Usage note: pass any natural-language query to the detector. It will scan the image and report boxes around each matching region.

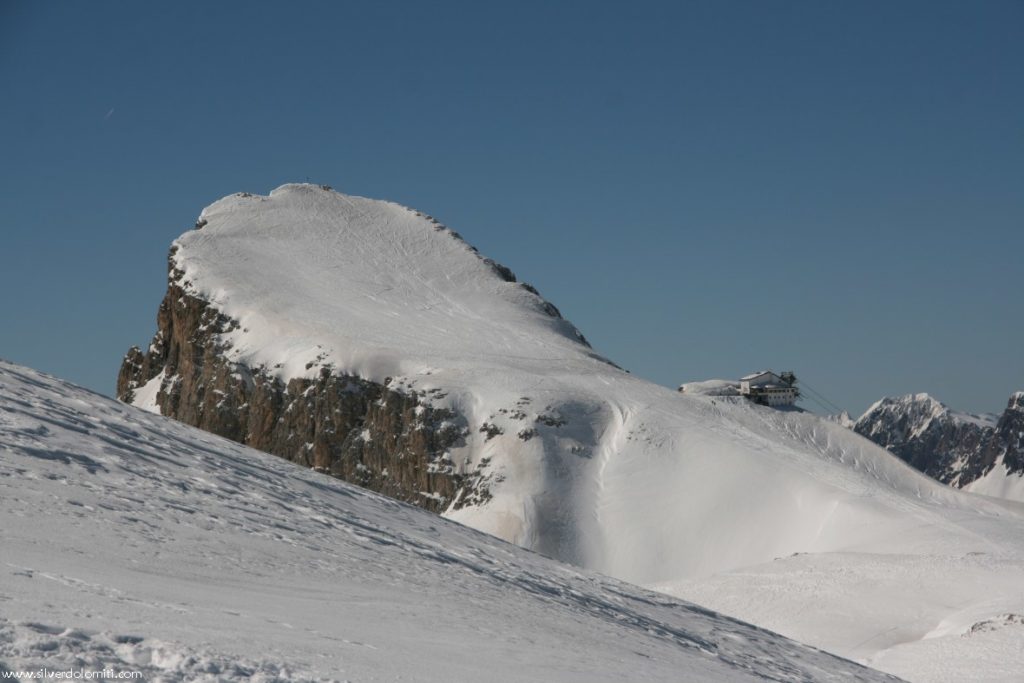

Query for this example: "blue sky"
[1,1,1021,416]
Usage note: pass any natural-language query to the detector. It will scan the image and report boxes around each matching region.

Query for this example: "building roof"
[740,370,780,382]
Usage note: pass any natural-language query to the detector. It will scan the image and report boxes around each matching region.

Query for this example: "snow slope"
[142,184,1024,681]
[965,463,1024,501]
[0,360,898,682]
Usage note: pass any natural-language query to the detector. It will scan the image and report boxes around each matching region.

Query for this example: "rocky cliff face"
[853,393,1023,490]
[983,392,1024,476]
[117,251,489,513]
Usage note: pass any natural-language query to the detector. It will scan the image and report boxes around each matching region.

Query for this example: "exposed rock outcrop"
[982,392,1024,476]
[118,254,478,513]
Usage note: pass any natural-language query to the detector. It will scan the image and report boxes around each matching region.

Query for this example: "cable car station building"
[739,370,799,407]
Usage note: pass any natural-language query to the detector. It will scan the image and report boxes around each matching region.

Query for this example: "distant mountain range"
[852,392,1024,501]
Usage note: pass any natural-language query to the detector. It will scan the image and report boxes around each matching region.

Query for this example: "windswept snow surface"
[151,184,1024,681]
[0,361,898,682]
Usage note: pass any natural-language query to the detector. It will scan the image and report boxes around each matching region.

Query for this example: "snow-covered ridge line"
[1,360,900,682]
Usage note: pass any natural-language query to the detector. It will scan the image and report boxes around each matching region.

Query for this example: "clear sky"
[1,1,1021,416]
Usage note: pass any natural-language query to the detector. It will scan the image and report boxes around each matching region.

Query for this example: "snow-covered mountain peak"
[858,394,948,441]
[869,392,942,411]
[853,390,1021,505]
[859,393,1000,438]
[177,183,595,384]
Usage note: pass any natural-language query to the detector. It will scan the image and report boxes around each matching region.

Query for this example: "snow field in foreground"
[0,361,898,682]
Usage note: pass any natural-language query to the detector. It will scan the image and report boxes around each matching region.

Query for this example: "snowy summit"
[177,183,599,381]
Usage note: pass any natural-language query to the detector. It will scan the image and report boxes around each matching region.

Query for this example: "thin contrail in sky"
[104,108,115,120]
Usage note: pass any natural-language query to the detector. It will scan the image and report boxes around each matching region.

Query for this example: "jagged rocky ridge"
[854,392,1024,493]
